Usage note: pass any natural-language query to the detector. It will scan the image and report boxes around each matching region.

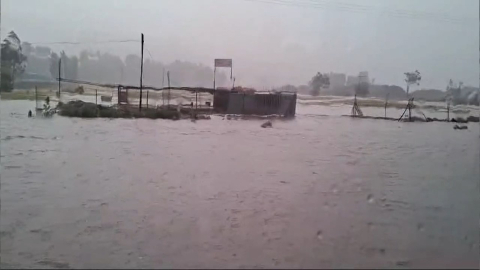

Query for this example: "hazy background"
[2,0,479,89]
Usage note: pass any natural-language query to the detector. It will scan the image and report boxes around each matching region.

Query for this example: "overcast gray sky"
[2,0,479,89]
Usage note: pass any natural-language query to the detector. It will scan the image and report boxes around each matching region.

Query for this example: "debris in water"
[367,222,374,230]
[367,194,375,204]
[261,120,273,128]
[417,223,425,232]
[316,230,323,240]
[280,181,287,184]
[36,259,70,269]
[453,124,468,130]
[323,201,329,210]
[396,260,411,267]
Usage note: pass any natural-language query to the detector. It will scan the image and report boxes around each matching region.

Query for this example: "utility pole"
[162,68,165,105]
[58,59,61,98]
[213,66,216,90]
[139,33,144,111]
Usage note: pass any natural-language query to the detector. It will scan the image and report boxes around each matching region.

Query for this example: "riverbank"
[0,89,52,100]
[343,115,480,123]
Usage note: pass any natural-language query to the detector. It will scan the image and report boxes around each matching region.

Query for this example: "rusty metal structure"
[213,89,296,117]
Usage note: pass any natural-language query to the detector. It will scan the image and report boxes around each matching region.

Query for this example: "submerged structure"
[213,88,297,117]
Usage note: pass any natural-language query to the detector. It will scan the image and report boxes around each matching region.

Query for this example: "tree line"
[1,31,227,92]
[304,71,421,97]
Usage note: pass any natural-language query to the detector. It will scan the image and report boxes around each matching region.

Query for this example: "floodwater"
[1,100,479,269]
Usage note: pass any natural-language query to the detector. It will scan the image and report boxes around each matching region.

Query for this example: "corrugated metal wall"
[222,93,296,116]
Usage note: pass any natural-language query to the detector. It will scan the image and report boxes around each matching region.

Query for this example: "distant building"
[213,89,297,116]
[346,72,369,86]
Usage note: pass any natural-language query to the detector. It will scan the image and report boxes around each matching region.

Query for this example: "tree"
[68,56,78,80]
[309,72,330,96]
[1,31,27,91]
[60,51,69,79]
[60,51,78,80]
[49,52,59,79]
[404,70,421,96]
[446,79,464,104]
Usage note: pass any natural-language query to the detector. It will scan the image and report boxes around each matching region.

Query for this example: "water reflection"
[1,100,479,268]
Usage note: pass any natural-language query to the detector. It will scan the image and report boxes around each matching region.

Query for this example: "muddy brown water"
[1,100,479,268]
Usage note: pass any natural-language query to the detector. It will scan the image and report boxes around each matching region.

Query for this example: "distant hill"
[411,89,446,102]
[369,85,406,100]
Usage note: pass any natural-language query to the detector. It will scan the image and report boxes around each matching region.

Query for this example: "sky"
[2,0,479,90]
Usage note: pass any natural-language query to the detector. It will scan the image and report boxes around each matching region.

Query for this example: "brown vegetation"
[57,100,181,119]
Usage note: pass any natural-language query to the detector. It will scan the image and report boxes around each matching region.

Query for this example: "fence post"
[384,94,389,119]
[35,86,38,109]
[139,33,144,111]
[95,89,98,105]
[242,93,245,114]
[447,102,450,121]
[408,98,413,122]
[146,90,149,108]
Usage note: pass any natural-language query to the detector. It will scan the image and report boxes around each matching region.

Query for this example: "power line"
[28,39,139,45]
[242,0,477,25]
[144,46,154,59]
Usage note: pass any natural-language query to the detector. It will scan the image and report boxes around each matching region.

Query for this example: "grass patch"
[1,89,55,100]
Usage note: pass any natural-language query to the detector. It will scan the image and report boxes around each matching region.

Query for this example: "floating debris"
[261,120,273,128]
[396,260,411,267]
[453,125,468,130]
[316,230,323,240]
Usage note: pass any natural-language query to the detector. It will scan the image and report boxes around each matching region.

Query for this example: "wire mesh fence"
[31,82,216,113]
